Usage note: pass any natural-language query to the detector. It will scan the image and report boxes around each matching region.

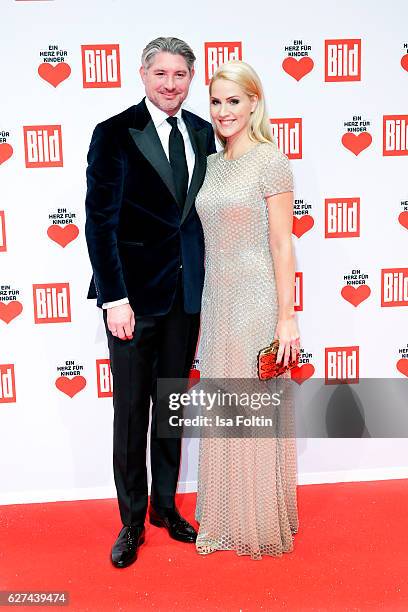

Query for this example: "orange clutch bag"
[257,339,299,380]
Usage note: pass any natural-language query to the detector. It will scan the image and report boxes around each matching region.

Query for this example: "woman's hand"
[274,316,300,366]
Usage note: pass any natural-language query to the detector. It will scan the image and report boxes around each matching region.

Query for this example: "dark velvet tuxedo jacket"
[85,98,216,315]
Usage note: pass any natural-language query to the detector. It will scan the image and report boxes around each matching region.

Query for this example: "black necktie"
[166,116,189,207]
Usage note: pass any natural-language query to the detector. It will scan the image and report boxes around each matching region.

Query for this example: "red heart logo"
[341,132,372,156]
[38,62,71,87]
[396,359,408,377]
[398,211,408,230]
[47,224,79,247]
[0,143,13,165]
[282,56,314,81]
[292,214,314,238]
[188,368,200,390]
[341,284,371,306]
[291,363,315,384]
[0,300,23,324]
[55,375,87,398]
[401,55,408,72]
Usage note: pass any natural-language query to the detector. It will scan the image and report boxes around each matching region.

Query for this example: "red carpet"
[1,480,408,611]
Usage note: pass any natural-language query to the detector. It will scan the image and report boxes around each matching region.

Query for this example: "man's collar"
[144,96,183,128]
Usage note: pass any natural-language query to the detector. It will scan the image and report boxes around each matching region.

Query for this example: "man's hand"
[107,304,135,340]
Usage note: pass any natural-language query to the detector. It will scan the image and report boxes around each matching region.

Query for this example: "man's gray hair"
[141,37,196,73]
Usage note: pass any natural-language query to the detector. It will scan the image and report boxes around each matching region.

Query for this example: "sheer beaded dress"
[194,142,299,560]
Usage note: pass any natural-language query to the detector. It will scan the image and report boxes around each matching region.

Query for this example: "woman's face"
[210,78,257,141]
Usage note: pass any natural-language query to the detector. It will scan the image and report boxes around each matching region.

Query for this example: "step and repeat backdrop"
[1,0,408,504]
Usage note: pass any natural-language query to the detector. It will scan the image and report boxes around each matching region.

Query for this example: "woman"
[194,61,300,559]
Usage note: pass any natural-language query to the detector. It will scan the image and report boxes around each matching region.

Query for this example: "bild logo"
[96,359,113,398]
[383,115,408,156]
[325,346,359,384]
[325,198,360,238]
[381,268,408,307]
[204,42,242,85]
[81,44,121,88]
[0,364,16,403]
[270,118,302,159]
[24,125,63,168]
[325,39,361,82]
[33,283,71,323]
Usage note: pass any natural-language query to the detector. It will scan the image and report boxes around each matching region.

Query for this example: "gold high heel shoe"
[196,537,218,555]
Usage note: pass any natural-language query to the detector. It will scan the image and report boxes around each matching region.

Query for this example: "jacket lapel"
[128,100,208,220]
[181,117,208,224]
[128,121,179,205]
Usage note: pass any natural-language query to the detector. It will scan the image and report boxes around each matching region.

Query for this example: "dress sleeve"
[260,149,294,198]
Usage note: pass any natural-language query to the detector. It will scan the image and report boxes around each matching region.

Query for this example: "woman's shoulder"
[257,142,293,196]
[206,150,222,165]
[256,141,289,162]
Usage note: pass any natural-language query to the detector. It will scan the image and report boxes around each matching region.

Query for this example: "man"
[85,37,216,568]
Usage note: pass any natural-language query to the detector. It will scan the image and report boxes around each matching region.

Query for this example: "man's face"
[140,52,194,116]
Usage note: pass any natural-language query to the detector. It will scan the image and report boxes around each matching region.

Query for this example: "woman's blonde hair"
[209,60,274,147]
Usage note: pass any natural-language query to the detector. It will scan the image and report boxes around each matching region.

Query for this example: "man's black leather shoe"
[111,525,145,568]
[149,507,197,543]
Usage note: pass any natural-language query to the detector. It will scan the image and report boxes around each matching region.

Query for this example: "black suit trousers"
[104,274,200,527]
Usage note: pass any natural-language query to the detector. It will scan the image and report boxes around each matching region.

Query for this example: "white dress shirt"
[102,97,196,309]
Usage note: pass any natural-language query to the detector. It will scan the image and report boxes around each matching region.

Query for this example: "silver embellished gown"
[194,142,299,560]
